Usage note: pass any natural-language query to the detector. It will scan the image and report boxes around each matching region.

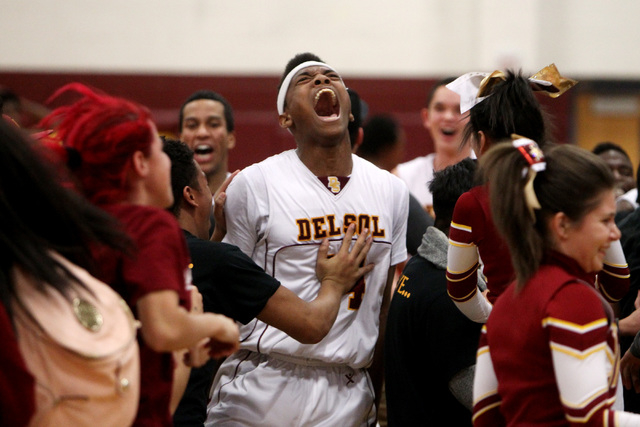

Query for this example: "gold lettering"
[371,215,385,238]
[326,215,341,237]
[296,219,311,241]
[396,275,411,298]
[311,217,327,239]
[343,214,357,234]
[297,213,384,240]
[358,214,370,233]
[327,176,341,193]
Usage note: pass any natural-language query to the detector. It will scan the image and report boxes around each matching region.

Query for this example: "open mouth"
[441,128,456,136]
[194,145,214,155]
[314,88,340,118]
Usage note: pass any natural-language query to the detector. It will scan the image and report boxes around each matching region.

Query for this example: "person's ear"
[477,131,487,155]
[279,113,293,129]
[226,132,236,150]
[420,107,430,130]
[550,212,571,240]
[131,151,149,178]
[182,186,198,208]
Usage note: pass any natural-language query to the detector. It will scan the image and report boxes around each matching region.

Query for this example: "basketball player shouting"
[205,53,409,427]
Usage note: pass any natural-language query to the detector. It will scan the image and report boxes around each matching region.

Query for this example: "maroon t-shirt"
[95,204,191,427]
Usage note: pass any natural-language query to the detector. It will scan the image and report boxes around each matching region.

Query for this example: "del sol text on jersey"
[296,213,385,242]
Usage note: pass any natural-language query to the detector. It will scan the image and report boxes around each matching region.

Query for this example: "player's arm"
[136,290,239,353]
[548,283,640,425]
[171,348,190,414]
[596,239,630,302]
[446,192,493,323]
[367,266,395,420]
[472,327,506,426]
[257,223,374,344]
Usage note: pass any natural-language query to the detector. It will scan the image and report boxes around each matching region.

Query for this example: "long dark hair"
[481,142,614,288]
[0,119,130,319]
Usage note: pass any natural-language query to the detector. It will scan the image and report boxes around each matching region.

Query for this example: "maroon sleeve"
[447,190,483,302]
[597,263,630,302]
[122,208,192,310]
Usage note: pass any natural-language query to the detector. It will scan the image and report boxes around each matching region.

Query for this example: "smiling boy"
[179,90,236,196]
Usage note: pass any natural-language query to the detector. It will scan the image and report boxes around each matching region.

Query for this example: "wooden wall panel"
[575,94,640,172]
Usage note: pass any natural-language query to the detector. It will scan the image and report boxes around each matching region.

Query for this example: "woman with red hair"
[40,84,240,427]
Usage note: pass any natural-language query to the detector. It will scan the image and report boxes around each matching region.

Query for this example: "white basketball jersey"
[223,150,408,369]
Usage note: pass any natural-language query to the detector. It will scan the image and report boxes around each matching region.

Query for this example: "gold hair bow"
[448,64,578,114]
[478,64,577,98]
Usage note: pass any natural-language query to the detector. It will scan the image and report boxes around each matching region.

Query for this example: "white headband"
[276,61,341,115]
[446,72,551,114]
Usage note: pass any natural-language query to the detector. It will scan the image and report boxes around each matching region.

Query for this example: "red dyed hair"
[39,83,154,205]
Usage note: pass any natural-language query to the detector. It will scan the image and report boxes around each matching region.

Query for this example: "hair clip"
[511,134,546,173]
[511,135,545,221]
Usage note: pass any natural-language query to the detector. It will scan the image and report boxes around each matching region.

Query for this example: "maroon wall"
[0,71,573,171]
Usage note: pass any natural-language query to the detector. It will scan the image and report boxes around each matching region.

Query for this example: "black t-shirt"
[173,231,280,427]
[384,253,482,427]
[183,231,279,323]
[406,193,434,256]
[617,208,640,414]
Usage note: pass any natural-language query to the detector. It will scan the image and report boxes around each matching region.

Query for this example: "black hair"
[482,142,614,288]
[463,70,549,149]
[0,89,19,113]
[348,88,363,147]
[592,141,631,160]
[429,158,477,232]
[162,136,200,217]
[179,90,235,133]
[278,52,324,91]
[0,119,131,319]
[358,114,400,157]
[277,53,325,115]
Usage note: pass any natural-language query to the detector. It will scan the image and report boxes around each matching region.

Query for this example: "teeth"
[314,88,337,107]
[194,145,213,154]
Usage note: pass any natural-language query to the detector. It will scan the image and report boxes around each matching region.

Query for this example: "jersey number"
[328,252,366,311]
[348,274,366,310]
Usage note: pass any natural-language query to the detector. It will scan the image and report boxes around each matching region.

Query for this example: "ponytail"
[481,138,545,288]
[462,70,549,150]
[481,138,615,289]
